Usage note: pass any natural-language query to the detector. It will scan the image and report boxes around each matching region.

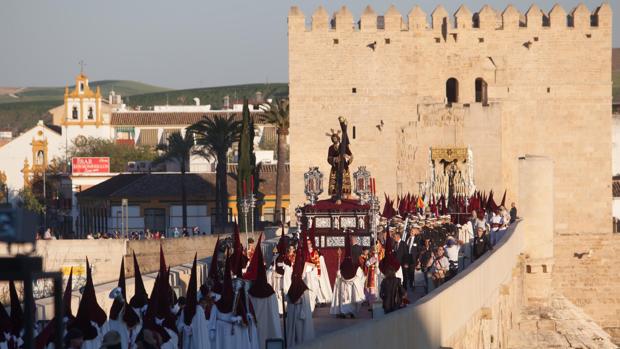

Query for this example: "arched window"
[36,150,44,165]
[446,78,459,105]
[87,107,94,119]
[475,78,488,105]
[72,106,78,119]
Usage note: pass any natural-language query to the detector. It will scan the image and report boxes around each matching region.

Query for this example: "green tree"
[154,132,201,229]
[236,99,256,232]
[69,137,156,172]
[189,115,241,230]
[261,99,289,223]
[17,187,44,214]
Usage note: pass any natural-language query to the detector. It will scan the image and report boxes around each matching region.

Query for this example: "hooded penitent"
[143,246,174,342]
[129,252,148,309]
[339,232,358,280]
[208,236,223,293]
[230,223,249,277]
[244,234,275,298]
[0,299,10,344]
[287,245,308,304]
[216,251,235,314]
[35,268,76,349]
[123,252,146,328]
[9,280,23,338]
[72,258,107,340]
[379,231,401,275]
[183,254,198,326]
[109,260,126,321]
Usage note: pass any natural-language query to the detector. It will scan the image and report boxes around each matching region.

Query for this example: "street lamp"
[353,166,371,204]
[304,167,323,206]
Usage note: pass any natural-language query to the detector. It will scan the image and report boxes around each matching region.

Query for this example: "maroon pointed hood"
[109,260,126,320]
[0,299,11,337]
[208,236,222,293]
[63,267,75,319]
[339,232,358,280]
[230,223,248,277]
[183,254,198,326]
[287,245,308,304]
[129,252,148,309]
[379,230,401,274]
[500,189,507,208]
[72,258,107,339]
[35,268,76,349]
[9,280,23,337]
[159,244,167,272]
[246,234,275,298]
[216,251,234,313]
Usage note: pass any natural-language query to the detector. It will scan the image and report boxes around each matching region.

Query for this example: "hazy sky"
[1,1,617,89]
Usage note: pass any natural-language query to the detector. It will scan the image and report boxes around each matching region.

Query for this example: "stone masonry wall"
[288,3,615,332]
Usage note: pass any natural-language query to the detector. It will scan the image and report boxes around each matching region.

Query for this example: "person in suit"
[392,232,410,289]
[350,235,363,263]
[472,226,493,260]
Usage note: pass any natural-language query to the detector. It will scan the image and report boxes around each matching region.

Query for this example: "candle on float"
[243,180,247,196]
[250,175,254,193]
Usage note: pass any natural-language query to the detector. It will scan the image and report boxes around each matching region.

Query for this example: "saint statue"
[327,116,353,203]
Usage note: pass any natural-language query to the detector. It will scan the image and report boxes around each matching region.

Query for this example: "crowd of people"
[36,227,209,241]
[7,191,517,349]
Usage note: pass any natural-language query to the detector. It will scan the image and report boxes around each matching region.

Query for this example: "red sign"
[72,157,110,174]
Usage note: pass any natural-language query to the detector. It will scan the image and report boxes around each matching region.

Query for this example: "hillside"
[125,83,289,109]
[0,82,289,133]
[0,80,169,104]
[0,80,170,132]
[0,100,58,131]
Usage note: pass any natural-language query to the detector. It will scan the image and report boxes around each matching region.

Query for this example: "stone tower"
[288,3,618,335]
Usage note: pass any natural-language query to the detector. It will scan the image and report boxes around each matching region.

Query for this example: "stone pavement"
[309,283,428,337]
[507,295,618,349]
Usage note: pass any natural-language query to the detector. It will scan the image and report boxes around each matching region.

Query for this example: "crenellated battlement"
[288,3,612,32]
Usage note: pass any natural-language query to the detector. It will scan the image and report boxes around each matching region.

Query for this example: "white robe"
[302,263,319,313]
[178,307,211,349]
[329,268,366,316]
[267,263,291,315]
[317,256,333,304]
[249,294,283,349]
[103,317,141,349]
[209,307,259,349]
[285,292,315,348]
[80,321,104,349]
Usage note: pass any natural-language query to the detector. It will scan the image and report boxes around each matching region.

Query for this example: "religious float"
[298,117,380,286]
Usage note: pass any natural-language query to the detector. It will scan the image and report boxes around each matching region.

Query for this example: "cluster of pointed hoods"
[382,190,507,220]
[0,280,25,344]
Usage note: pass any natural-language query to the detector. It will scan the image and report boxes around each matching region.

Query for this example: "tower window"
[36,150,45,165]
[72,106,78,119]
[385,38,390,44]
[475,78,488,105]
[352,126,356,139]
[87,107,94,119]
[446,78,459,105]
[80,82,84,92]
[352,87,357,94]
[333,38,339,45]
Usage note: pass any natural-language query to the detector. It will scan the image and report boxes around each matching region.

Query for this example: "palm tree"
[189,115,241,230]
[154,132,197,230]
[262,99,289,223]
